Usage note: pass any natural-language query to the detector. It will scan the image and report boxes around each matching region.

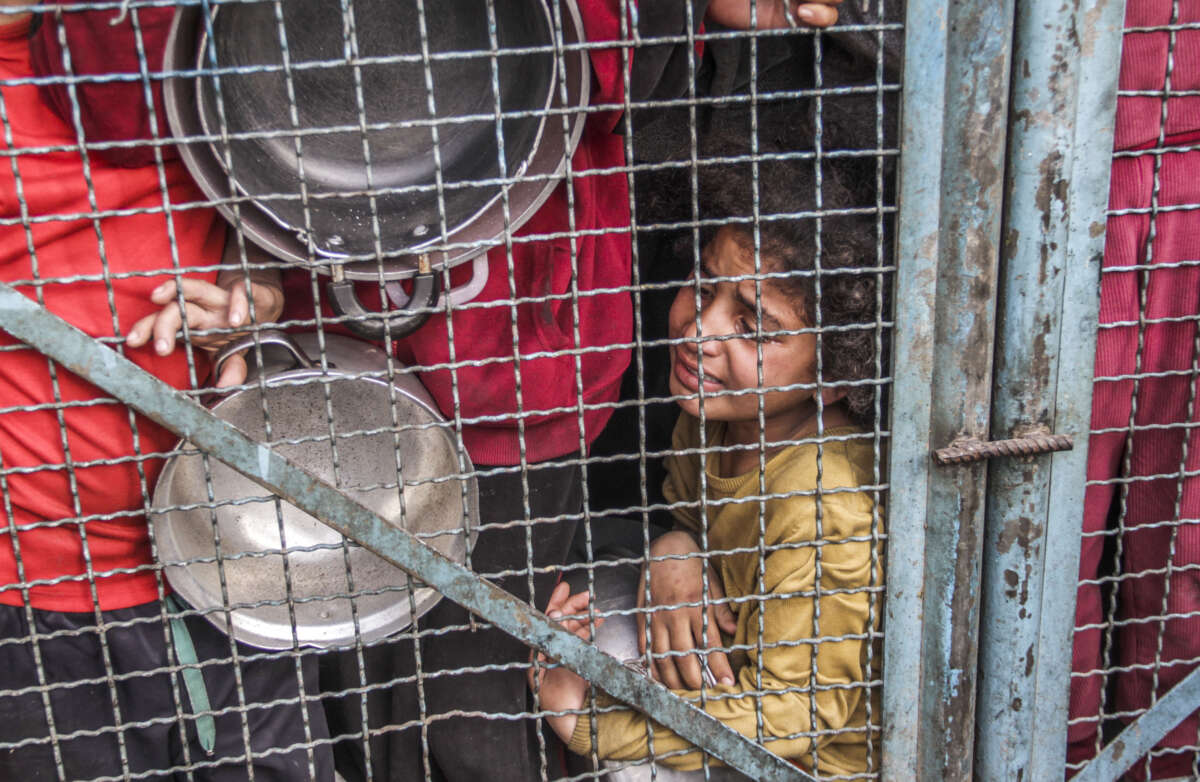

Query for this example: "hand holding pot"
[528,582,604,744]
[126,239,284,388]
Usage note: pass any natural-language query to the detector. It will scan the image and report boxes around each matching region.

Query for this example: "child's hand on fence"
[637,530,737,690]
[126,269,283,388]
[528,582,604,743]
[706,0,842,30]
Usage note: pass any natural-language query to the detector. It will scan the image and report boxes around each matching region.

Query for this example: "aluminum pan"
[194,0,556,260]
[151,334,478,649]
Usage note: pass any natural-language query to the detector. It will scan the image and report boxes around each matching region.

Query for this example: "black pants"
[0,601,334,781]
[320,459,582,782]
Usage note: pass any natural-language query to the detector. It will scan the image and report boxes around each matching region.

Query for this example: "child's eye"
[741,318,777,343]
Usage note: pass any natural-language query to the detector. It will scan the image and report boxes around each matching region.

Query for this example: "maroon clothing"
[1071,0,1200,775]
[30,6,177,167]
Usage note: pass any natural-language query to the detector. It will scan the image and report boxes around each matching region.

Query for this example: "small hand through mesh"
[637,530,738,690]
[528,581,605,744]
[125,239,283,388]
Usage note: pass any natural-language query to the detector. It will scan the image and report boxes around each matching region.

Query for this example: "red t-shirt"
[282,0,635,466]
[0,17,225,612]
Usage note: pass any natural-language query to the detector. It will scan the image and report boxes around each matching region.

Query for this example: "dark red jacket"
[29,5,176,167]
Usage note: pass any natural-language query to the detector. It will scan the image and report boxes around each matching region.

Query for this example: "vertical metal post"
[884,0,1015,778]
[973,0,1125,777]
[879,0,942,773]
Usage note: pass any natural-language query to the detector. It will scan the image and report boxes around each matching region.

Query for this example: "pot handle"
[212,328,314,378]
[328,254,441,341]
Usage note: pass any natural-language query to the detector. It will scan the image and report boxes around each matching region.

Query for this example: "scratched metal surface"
[884,0,1015,776]
[878,0,939,774]
[973,0,1124,778]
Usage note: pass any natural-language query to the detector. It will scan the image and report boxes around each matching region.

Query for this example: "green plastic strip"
[166,594,216,754]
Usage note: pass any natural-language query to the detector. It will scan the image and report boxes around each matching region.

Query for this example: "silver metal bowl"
[151,332,478,649]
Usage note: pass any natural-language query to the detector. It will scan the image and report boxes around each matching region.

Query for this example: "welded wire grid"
[1068,2,1200,779]
[0,0,897,779]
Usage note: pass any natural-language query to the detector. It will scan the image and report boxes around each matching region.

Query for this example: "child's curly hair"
[691,142,890,424]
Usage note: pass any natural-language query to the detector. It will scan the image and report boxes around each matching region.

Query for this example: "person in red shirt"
[0,5,331,779]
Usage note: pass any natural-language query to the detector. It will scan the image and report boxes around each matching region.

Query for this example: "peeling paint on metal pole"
[882,0,944,774]
[887,0,1015,776]
[1030,0,1123,779]
[973,0,1122,777]
[890,0,1016,776]
[975,0,1087,775]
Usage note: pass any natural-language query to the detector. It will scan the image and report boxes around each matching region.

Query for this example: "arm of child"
[125,234,284,388]
[559,408,879,770]
[571,490,881,773]
[705,0,844,30]
[636,530,738,690]
[528,582,606,745]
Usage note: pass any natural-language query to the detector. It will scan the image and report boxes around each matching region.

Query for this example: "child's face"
[667,226,826,443]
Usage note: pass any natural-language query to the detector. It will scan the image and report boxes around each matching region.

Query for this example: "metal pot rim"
[164,0,590,280]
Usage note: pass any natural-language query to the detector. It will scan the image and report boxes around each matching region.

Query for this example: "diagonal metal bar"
[1071,664,1200,782]
[0,281,810,782]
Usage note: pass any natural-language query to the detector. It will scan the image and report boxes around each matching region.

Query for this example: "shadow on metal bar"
[0,281,812,782]
[1070,665,1200,782]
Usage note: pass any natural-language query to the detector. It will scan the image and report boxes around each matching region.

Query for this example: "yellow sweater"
[568,414,884,777]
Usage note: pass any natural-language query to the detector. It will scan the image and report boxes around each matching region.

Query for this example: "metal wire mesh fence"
[1068,0,1200,778]
[0,0,899,780]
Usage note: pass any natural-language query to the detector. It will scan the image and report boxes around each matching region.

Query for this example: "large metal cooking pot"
[566,561,751,781]
[151,331,479,649]
[164,0,590,339]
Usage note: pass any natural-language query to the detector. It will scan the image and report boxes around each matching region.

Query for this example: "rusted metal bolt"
[932,433,1073,466]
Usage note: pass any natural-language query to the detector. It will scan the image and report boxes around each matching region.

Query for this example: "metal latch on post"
[932,432,1073,465]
